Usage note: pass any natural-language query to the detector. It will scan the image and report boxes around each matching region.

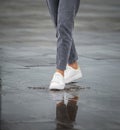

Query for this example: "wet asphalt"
[0,0,120,130]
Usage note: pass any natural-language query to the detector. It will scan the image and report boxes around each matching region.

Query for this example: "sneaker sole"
[49,85,65,90]
[65,73,82,84]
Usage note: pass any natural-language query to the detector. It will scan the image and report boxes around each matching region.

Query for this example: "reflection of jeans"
[56,98,78,129]
[46,0,80,70]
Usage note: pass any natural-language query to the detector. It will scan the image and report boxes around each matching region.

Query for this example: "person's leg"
[46,0,64,76]
[68,0,80,69]
[46,0,58,27]
[47,0,65,90]
[58,0,82,84]
[56,0,80,71]
[68,40,79,70]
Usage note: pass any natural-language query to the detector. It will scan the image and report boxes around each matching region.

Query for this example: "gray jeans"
[46,0,80,70]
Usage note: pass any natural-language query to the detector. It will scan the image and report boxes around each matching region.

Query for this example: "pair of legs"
[46,0,80,76]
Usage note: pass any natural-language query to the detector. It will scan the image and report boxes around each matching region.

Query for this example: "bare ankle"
[68,61,79,70]
[56,69,64,76]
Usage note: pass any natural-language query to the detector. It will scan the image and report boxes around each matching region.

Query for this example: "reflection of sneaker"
[64,65,82,84]
[64,91,80,105]
[49,91,64,102]
[49,72,65,90]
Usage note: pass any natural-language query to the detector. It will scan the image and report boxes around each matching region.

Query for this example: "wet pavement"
[0,0,120,130]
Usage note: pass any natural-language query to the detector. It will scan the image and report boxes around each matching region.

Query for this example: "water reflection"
[50,89,80,130]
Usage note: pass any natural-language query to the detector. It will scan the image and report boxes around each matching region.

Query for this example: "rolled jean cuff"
[56,65,66,71]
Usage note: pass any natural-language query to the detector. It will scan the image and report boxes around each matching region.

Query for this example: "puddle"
[49,89,82,130]
[2,83,120,130]
[28,86,47,90]
[27,83,90,91]
[27,84,89,129]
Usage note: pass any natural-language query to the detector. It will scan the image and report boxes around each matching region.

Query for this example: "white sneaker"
[49,72,65,90]
[64,65,82,84]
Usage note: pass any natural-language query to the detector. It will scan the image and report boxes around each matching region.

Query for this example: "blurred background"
[0,0,120,45]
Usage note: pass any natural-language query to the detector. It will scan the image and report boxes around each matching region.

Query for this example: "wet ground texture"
[0,0,120,130]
